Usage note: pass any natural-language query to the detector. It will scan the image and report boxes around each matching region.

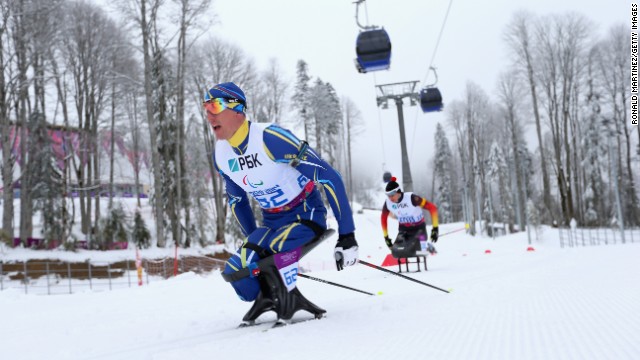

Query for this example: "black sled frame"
[221,229,335,323]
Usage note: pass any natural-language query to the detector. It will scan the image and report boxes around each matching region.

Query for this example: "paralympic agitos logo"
[242,175,263,188]
[228,153,262,172]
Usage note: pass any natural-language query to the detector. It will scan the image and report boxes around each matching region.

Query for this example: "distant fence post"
[23,262,28,294]
[126,259,131,288]
[46,262,51,295]
[567,228,573,247]
[162,260,167,279]
[67,263,72,294]
[88,261,93,290]
[107,263,112,291]
[145,259,149,285]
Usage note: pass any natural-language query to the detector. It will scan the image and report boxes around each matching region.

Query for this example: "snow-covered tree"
[132,210,151,249]
[28,113,65,246]
[487,141,514,226]
[322,82,342,166]
[581,72,604,226]
[433,123,453,223]
[291,60,312,140]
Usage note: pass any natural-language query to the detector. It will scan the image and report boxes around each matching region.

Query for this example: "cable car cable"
[409,0,454,159]
[361,1,388,175]
[373,71,387,174]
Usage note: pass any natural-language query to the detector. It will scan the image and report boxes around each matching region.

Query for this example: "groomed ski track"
[1,210,639,360]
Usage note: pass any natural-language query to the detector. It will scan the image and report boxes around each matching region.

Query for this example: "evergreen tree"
[98,203,129,250]
[322,82,342,166]
[152,48,181,247]
[581,95,604,226]
[291,60,312,140]
[27,113,65,246]
[309,78,329,156]
[433,123,453,223]
[487,141,515,226]
[526,199,542,241]
[132,210,151,249]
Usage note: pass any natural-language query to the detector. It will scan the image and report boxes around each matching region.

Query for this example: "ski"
[235,315,325,332]
[264,315,325,331]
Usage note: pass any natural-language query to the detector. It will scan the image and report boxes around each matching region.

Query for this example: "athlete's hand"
[335,233,359,271]
[430,227,439,243]
[384,236,393,249]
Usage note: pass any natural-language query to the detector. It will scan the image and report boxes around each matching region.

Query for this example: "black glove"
[430,227,439,243]
[384,236,393,249]
[334,232,359,271]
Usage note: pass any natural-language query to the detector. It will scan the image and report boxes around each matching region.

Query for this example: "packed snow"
[1,209,639,360]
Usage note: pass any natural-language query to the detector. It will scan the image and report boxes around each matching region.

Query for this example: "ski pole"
[298,273,375,296]
[437,223,470,238]
[357,260,450,294]
[439,226,468,238]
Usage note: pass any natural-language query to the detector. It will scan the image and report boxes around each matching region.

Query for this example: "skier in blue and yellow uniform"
[204,82,359,302]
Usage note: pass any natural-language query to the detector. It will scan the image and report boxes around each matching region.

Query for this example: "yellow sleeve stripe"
[322,184,341,216]
[265,128,298,148]
[263,143,275,161]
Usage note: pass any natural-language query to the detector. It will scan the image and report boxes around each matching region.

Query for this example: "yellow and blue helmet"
[203,82,247,113]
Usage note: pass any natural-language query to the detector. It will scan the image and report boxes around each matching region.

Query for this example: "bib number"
[274,247,302,292]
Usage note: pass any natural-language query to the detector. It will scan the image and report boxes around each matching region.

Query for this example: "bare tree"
[464,82,493,234]
[340,96,364,204]
[260,58,288,124]
[595,24,638,225]
[0,0,16,237]
[11,0,63,242]
[59,1,120,239]
[504,11,554,220]
[447,99,476,234]
[116,0,167,246]
[171,0,211,247]
[187,37,259,243]
[123,82,146,209]
[534,13,592,224]
[496,70,528,229]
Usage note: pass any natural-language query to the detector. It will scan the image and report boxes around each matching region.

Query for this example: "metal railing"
[0,256,227,295]
[558,226,639,248]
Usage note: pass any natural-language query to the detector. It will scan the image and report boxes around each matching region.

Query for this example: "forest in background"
[0,1,637,249]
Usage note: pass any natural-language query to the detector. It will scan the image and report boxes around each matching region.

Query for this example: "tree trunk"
[0,19,15,237]
[140,0,165,247]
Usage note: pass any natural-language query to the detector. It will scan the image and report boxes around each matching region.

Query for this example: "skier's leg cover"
[223,191,327,301]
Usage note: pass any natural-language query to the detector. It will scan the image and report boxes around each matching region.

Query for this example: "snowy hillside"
[1,210,639,360]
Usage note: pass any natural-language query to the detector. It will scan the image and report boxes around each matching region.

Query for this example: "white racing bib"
[385,192,425,225]
[215,123,310,210]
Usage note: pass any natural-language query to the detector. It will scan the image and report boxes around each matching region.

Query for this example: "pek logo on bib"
[228,153,262,172]
[274,247,301,292]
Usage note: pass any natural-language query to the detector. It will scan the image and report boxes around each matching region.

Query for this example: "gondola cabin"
[419,87,443,113]
[355,28,391,73]
[383,171,392,183]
